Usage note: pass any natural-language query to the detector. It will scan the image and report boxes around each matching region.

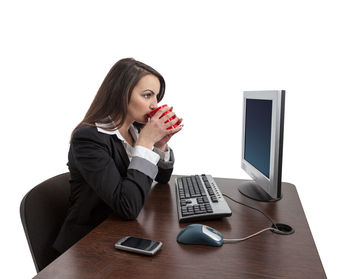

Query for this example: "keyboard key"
[197,197,204,204]
[207,188,214,196]
[182,211,192,216]
[180,200,187,206]
[205,203,212,209]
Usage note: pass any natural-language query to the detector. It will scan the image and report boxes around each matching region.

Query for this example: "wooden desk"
[34,176,326,279]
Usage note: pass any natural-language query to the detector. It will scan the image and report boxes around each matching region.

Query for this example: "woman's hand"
[136,106,183,150]
[154,118,183,151]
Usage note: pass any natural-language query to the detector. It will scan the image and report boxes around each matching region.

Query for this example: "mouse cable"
[223,227,280,243]
[222,193,278,229]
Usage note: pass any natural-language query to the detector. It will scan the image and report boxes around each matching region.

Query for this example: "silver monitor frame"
[240,90,285,201]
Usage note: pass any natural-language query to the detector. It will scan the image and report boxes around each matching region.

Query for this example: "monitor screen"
[240,90,285,202]
[244,99,272,178]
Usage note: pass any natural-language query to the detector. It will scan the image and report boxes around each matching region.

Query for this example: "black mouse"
[177,224,223,247]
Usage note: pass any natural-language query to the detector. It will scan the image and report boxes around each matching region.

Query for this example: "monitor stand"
[238,181,281,202]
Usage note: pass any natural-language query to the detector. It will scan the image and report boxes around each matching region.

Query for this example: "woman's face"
[127,74,161,124]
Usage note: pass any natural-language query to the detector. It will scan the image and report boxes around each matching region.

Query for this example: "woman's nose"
[150,101,158,110]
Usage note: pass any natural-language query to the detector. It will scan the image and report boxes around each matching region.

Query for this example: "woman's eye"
[143,93,152,98]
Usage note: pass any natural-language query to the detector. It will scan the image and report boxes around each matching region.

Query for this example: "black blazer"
[53,125,173,253]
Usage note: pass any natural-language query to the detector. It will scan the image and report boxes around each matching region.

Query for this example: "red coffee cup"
[148,104,181,130]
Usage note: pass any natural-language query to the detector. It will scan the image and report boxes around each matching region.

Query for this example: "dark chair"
[20,173,71,272]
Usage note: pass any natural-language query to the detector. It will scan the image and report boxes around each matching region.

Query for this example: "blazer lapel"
[112,136,130,175]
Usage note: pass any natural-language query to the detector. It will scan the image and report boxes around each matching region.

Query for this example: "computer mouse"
[176,224,223,247]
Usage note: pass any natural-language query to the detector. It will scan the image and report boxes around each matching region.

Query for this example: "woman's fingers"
[153,106,170,119]
[166,118,183,132]
[169,122,184,134]
[164,116,180,129]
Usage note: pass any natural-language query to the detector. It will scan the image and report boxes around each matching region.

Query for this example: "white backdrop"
[1,1,349,278]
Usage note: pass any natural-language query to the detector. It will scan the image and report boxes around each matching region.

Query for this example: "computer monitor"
[239,90,285,202]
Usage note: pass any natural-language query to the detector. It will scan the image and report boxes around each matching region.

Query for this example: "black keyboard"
[175,174,232,222]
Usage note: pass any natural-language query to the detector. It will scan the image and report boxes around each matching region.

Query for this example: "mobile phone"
[114,236,163,256]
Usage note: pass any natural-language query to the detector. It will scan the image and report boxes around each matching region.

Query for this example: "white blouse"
[96,123,171,166]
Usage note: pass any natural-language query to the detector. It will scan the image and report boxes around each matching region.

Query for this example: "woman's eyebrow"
[143,89,158,95]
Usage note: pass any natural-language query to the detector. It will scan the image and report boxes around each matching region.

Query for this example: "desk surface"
[34,176,326,279]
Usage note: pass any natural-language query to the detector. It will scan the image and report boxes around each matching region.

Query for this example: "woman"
[54,58,183,253]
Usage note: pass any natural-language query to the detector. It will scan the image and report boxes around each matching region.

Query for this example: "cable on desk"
[223,227,280,243]
[222,193,278,229]
[222,193,295,236]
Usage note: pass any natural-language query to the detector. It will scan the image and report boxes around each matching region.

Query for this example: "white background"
[1,1,349,278]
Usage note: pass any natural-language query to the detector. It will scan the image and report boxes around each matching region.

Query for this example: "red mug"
[148,104,181,130]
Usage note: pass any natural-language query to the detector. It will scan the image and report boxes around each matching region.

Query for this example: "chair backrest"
[20,173,70,272]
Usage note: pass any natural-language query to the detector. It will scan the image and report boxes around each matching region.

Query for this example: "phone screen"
[120,237,160,251]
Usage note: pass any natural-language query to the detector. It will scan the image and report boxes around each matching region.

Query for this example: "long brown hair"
[72,58,166,138]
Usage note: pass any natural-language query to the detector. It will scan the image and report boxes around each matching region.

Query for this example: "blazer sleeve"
[155,148,174,184]
[70,127,153,220]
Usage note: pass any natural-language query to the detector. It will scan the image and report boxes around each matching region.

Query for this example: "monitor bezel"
[241,90,285,200]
